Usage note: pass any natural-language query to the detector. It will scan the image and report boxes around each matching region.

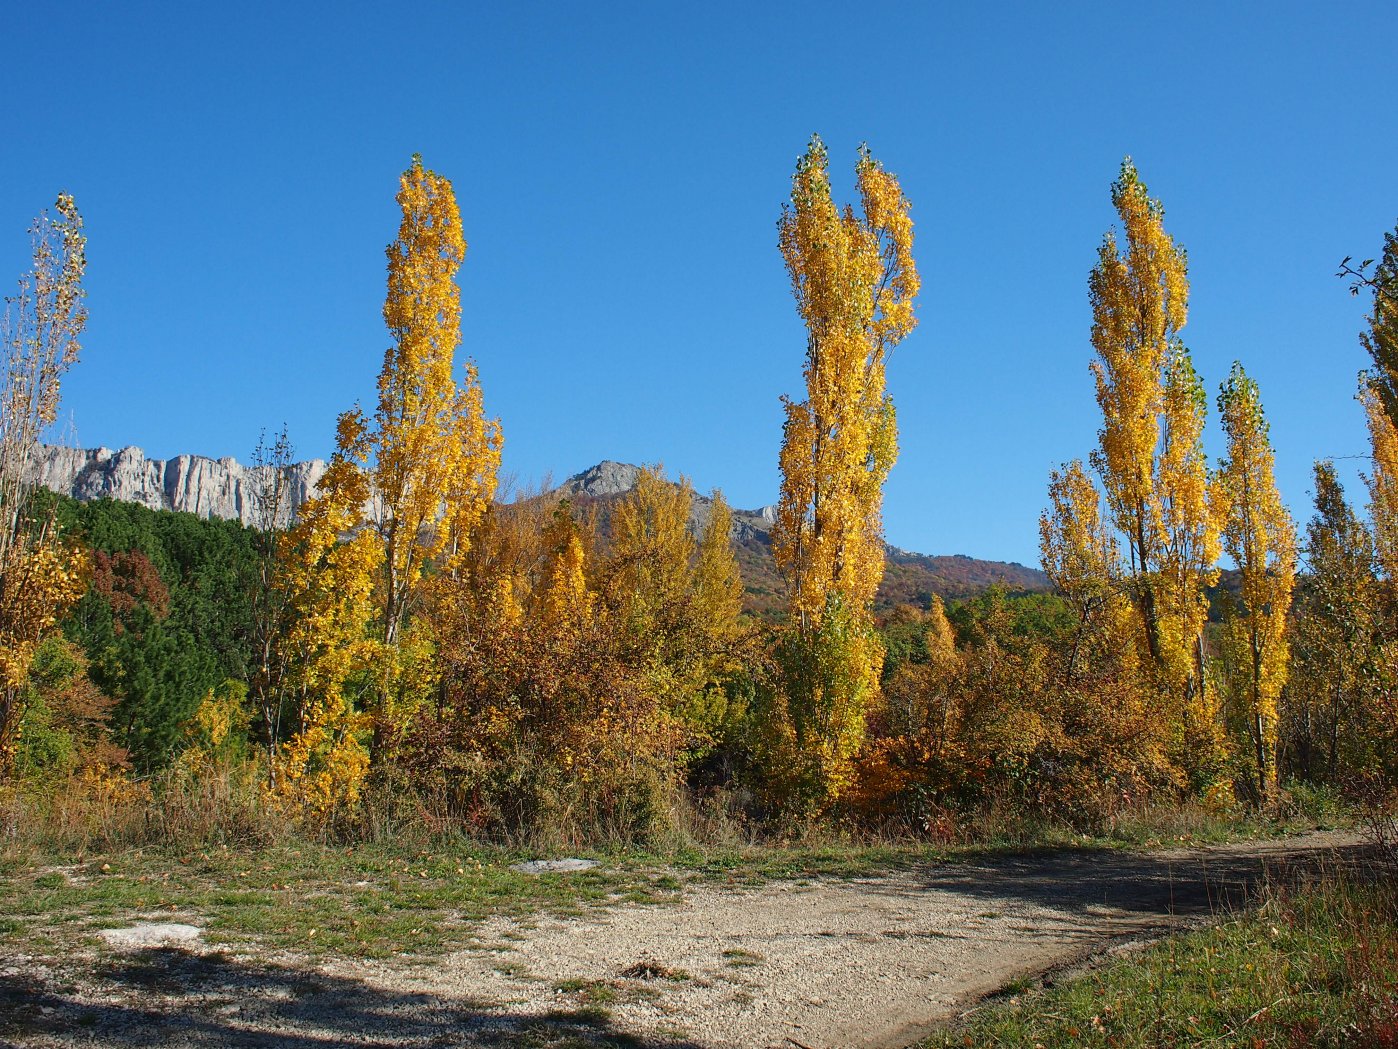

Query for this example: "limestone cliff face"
[32,445,327,527]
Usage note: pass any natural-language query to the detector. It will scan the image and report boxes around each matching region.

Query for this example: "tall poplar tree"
[1086,160,1219,703]
[1215,363,1297,800]
[771,136,919,805]
[278,156,501,792]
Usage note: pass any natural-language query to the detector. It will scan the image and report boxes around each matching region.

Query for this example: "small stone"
[509,858,600,874]
[99,923,202,948]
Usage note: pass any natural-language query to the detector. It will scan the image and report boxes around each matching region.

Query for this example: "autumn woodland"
[3,141,1398,848]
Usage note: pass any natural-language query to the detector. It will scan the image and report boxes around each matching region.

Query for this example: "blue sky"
[3,2,1394,565]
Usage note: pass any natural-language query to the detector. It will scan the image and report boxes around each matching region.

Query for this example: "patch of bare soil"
[1,830,1361,1049]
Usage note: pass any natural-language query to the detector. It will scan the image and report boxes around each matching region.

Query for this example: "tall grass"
[927,862,1398,1048]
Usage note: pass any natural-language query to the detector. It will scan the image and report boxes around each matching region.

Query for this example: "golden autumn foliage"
[771,136,919,808]
[1215,363,1297,800]
[270,440,380,812]
[272,156,500,812]
[1084,160,1218,705]
[400,463,749,840]
[604,467,745,743]
[0,194,89,779]
[417,496,672,839]
[1039,459,1136,683]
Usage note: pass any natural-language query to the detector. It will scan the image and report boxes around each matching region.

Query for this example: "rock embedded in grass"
[510,859,600,874]
[99,923,202,948]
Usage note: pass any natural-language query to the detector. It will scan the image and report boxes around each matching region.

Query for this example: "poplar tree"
[0,195,90,778]
[277,156,502,799]
[1086,160,1219,703]
[771,136,919,805]
[1039,459,1125,683]
[1215,363,1297,800]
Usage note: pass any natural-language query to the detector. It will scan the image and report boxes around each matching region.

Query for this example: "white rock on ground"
[98,923,202,948]
[509,859,599,874]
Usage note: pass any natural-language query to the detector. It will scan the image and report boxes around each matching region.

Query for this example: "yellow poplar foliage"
[369,156,501,626]
[1153,348,1221,692]
[1040,461,1119,611]
[427,495,684,832]
[1362,376,1398,581]
[174,681,251,776]
[774,136,919,626]
[1215,363,1296,799]
[922,596,957,673]
[280,156,501,797]
[1086,160,1218,698]
[609,467,695,640]
[541,508,594,632]
[270,424,382,814]
[771,136,919,806]
[691,492,745,651]
[0,539,88,773]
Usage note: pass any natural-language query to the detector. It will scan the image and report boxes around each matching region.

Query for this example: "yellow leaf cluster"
[270,450,380,811]
[272,157,502,807]
[1084,160,1218,699]
[774,136,919,629]
[770,137,918,807]
[0,535,88,774]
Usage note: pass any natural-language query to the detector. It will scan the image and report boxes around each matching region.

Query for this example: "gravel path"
[1,830,1361,1049]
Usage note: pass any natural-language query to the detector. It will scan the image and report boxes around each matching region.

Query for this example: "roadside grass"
[0,784,1348,970]
[0,842,685,963]
[923,866,1398,1049]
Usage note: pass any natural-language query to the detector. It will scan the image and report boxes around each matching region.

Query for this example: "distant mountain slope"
[553,460,1050,614]
[34,447,1049,612]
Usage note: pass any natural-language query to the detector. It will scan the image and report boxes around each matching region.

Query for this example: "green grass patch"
[924,867,1398,1048]
[0,842,684,963]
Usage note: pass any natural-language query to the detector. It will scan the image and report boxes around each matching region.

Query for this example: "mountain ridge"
[31,445,1050,610]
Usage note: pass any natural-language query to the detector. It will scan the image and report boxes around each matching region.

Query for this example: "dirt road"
[1,830,1361,1049]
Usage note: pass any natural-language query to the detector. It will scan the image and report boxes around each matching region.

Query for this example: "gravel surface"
[1,830,1361,1049]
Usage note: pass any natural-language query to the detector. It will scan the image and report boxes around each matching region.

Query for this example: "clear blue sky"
[3,2,1394,566]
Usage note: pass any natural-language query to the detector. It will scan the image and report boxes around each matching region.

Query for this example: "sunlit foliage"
[1086,161,1219,708]
[771,135,919,808]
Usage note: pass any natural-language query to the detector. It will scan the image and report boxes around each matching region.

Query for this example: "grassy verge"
[0,781,1348,969]
[923,867,1398,1049]
[0,843,688,963]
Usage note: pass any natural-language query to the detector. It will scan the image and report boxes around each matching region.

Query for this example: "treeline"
[2,146,1396,846]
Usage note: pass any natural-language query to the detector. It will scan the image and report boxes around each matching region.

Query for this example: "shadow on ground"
[0,946,703,1048]
[892,834,1377,919]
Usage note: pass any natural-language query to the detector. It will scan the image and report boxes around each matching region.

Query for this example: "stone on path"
[509,859,599,874]
[99,923,203,948]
